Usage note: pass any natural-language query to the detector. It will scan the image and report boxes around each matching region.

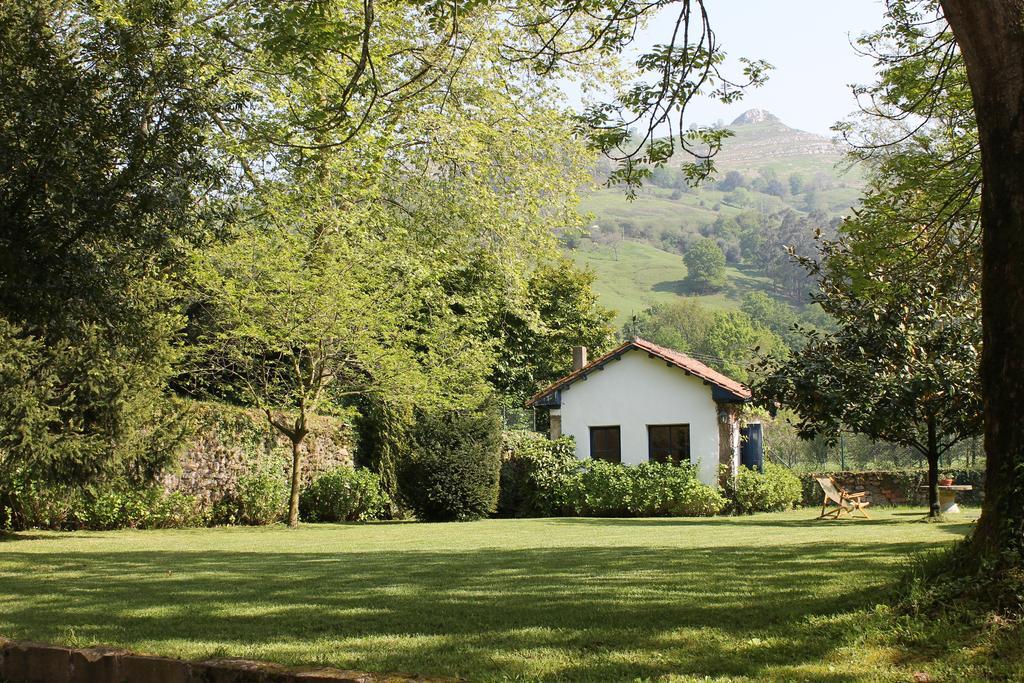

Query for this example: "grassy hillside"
[581,181,860,240]
[568,110,862,327]
[568,240,775,326]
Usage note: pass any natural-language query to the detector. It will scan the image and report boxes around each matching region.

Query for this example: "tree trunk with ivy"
[288,438,303,527]
[264,408,308,528]
[942,0,1024,559]
[355,396,412,518]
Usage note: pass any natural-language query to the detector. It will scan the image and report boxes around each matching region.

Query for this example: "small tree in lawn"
[684,238,727,292]
[753,260,982,518]
[192,174,486,527]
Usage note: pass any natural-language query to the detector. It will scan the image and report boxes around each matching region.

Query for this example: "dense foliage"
[1,471,208,531]
[498,434,725,518]
[399,403,504,522]
[490,259,616,404]
[723,463,802,514]
[622,299,787,382]
[354,396,413,515]
[498,431,580,517]
[300,467,389,523]
[0,2,220,485]
[212,470,288,526]
[567,461,726,517]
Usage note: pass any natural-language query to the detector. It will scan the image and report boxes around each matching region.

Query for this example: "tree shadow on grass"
[0,532,43,542]
[545,516,974,532]
[0,541,931,682]
[651,279,726,297]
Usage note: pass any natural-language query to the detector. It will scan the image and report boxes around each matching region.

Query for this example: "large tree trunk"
[288,438,303,528]
[941,1,1024,558]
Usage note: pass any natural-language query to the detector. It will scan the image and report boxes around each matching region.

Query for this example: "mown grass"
[1,508,1016,681]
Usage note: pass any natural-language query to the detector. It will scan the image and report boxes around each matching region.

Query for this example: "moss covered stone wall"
[159,402,354,505]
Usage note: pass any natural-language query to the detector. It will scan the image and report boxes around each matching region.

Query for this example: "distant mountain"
[711,109,844,174]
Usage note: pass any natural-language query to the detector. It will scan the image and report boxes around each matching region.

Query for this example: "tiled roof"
[525,337,752,407]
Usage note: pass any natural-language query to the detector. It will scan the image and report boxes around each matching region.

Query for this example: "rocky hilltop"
[713,109,841,170]
[730,108,779,125]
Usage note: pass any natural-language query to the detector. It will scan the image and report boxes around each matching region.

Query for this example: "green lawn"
[0,509,991,681]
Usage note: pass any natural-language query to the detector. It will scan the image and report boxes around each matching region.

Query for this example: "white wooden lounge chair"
[816,476,870,519]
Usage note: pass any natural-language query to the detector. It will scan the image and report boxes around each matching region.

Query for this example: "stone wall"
[0,637,425,682]
[159,402,354,506]
[798,469,985,508]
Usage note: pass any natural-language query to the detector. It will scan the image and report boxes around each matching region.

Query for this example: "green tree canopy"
[490,259,615,404]
[0,1,227,484]
[623,300,785,383]
[684,238,727,292]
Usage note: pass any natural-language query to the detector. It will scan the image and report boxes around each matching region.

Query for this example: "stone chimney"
[572,346,588,371]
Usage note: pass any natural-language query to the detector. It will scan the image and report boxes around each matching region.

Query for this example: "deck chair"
[816,476,870,519]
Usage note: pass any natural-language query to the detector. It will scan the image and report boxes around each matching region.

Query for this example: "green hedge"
[498,432,725,518]
[211,469,288,526]
[797,469,985,507]
[498,431,579,517]
[567,460,726,517]
[723,462,803,514]
[300,467,390,522]
[1,470,209,531]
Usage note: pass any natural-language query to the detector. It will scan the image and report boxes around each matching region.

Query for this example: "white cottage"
[526,338,752,487]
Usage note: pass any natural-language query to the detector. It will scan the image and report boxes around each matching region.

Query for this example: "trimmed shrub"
[147,491,210,528]
[498,431,579,517]
[1,468,75,531]
[626,462,728,517]
[566,460,726,517]
[497,435,726,519]
[212,470,287,525]
[300,467,389,522]
[1,471,208,531]
[724,462,802,514]
[73,484,209,530]
[399,403,503,522]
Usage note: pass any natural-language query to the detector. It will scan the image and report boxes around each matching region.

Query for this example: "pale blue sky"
[613,0,888,136]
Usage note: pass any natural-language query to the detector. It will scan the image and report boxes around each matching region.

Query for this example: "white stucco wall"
[556,350,727,487]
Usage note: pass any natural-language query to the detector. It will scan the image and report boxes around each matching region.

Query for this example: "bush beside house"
[499,431,726,518]
[723,462,803,514]
[498,431,579,517]
[568,460,726,517]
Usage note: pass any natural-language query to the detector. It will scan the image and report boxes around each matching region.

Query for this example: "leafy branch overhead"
[181,0,770,196]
